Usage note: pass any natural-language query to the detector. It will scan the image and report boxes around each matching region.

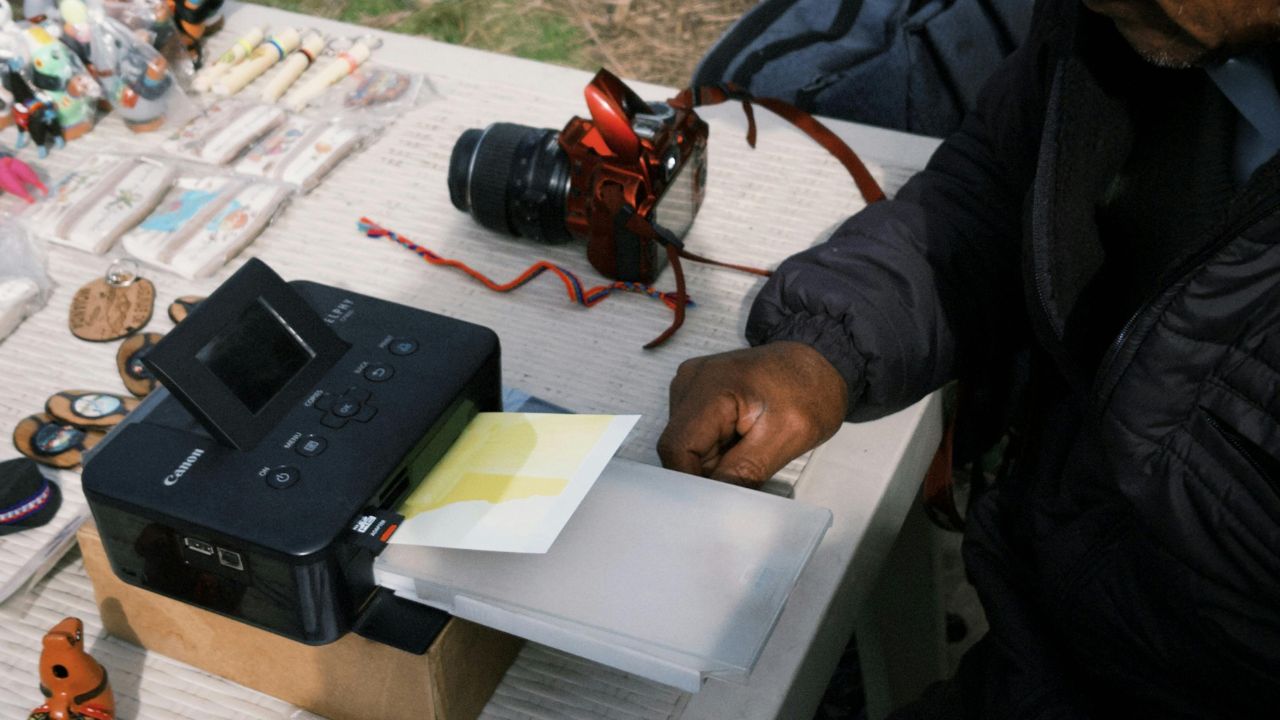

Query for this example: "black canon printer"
[82,259,501,651]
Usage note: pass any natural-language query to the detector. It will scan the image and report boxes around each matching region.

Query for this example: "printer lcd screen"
[196,298,314,414]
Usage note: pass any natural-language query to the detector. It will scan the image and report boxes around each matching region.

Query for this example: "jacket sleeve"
[745,1,1063,421]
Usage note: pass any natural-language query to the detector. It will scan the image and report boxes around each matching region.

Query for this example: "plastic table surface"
[0,3,944,719]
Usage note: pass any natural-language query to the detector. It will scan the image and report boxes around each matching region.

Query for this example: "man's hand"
[658,341,849,488]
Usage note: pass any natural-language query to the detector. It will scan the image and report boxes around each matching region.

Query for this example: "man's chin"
[1113,21,1216,68]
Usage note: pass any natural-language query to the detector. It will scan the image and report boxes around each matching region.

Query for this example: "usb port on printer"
[217,547,245,571]
[184,537,214,556]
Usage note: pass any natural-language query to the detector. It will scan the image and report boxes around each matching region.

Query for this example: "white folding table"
[0,4,947,718]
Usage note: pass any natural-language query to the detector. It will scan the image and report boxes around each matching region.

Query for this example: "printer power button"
[267,466,301,490]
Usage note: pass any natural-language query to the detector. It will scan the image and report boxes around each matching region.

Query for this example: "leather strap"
[636,83,886,348]
[672,83,886,204]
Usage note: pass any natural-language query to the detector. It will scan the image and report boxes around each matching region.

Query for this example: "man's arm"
[660,0,1065,486]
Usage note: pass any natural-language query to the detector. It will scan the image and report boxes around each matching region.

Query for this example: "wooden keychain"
[261,31,326,103]
[168,295,204,323]
[68,259,155,342]
[215,27,301,96]
[284,36,377,112]
[192,25,266,92]
[12,413,106,469]
[45,391,140,430]
[116,332,165,397]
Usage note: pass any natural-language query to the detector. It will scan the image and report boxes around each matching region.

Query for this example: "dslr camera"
[448,69,707,285]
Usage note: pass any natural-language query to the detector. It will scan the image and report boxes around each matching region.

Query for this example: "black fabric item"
[0,457,61,536]
[745,0,1280,716]
[1074,66,1238,367]
[691,0,1035,137]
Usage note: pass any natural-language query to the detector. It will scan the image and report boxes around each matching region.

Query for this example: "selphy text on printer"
[82,259,832,692]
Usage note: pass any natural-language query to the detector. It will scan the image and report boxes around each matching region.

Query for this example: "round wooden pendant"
[168,295,205,324]
[12,413,105,469]
[45,390,140,429]
[69,276,156,342]
[117,332,165,397]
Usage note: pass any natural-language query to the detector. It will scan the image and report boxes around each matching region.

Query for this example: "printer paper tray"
[373,458,831,692]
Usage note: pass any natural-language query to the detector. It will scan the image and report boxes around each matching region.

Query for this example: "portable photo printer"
[83,258,834,693]
[83,258,501,649]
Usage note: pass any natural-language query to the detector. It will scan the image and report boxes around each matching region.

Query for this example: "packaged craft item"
[213,25,298,95]
[0,276,40,341]
[323,64,431,114]
[66,5,198,133]
[163,98,285,164]
[26,155,175,254]
[121,170,290,278]
[0,218,52,342]
[235,115,369,193]
[191,24,263,92]
[18,24,101,142]
[282,37,371,112]
[260,29,324,103]
[0,25,65,155]
[102,0,191,80]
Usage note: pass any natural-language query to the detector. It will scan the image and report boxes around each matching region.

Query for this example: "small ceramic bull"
[28,617,115,720]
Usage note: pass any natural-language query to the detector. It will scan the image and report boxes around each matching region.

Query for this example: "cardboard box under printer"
[81,259,831,692]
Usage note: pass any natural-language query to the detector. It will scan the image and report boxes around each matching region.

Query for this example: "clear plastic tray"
[374,458,831,692]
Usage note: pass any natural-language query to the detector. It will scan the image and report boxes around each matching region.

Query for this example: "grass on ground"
[244,0,756,86]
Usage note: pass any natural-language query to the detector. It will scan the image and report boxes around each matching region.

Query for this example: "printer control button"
[321,414,348,429]
[296,435,327,457]
[388,338,418,356]
[363,363,395,382]
[332,399,361,418]
[343,386,371,402]
[267,466,300,490]
[314,393,334,411]
[354,405,377,423]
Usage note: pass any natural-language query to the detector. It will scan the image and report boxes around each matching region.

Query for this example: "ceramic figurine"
[113,42,171,130]
[22,26,98,141]
[170,0,223,67]
[58,0,93,66]
[102,0,178,61]
[22,0,56,21]
[4,57,65,156]
[87,16,175,131]
[27,617,115,720]
[0,1,15,128]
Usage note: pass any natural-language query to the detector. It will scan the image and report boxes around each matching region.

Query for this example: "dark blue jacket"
[747,1,1280,716]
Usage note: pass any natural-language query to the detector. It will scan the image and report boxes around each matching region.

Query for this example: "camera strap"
[671,83,887,205]
[358,219,694,348]
[625,84,889,347]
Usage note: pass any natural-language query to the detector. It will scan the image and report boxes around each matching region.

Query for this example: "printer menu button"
[296,435,327,457]
[267,466,300,490]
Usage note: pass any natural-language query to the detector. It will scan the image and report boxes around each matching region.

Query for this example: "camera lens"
[448,123,573,244]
